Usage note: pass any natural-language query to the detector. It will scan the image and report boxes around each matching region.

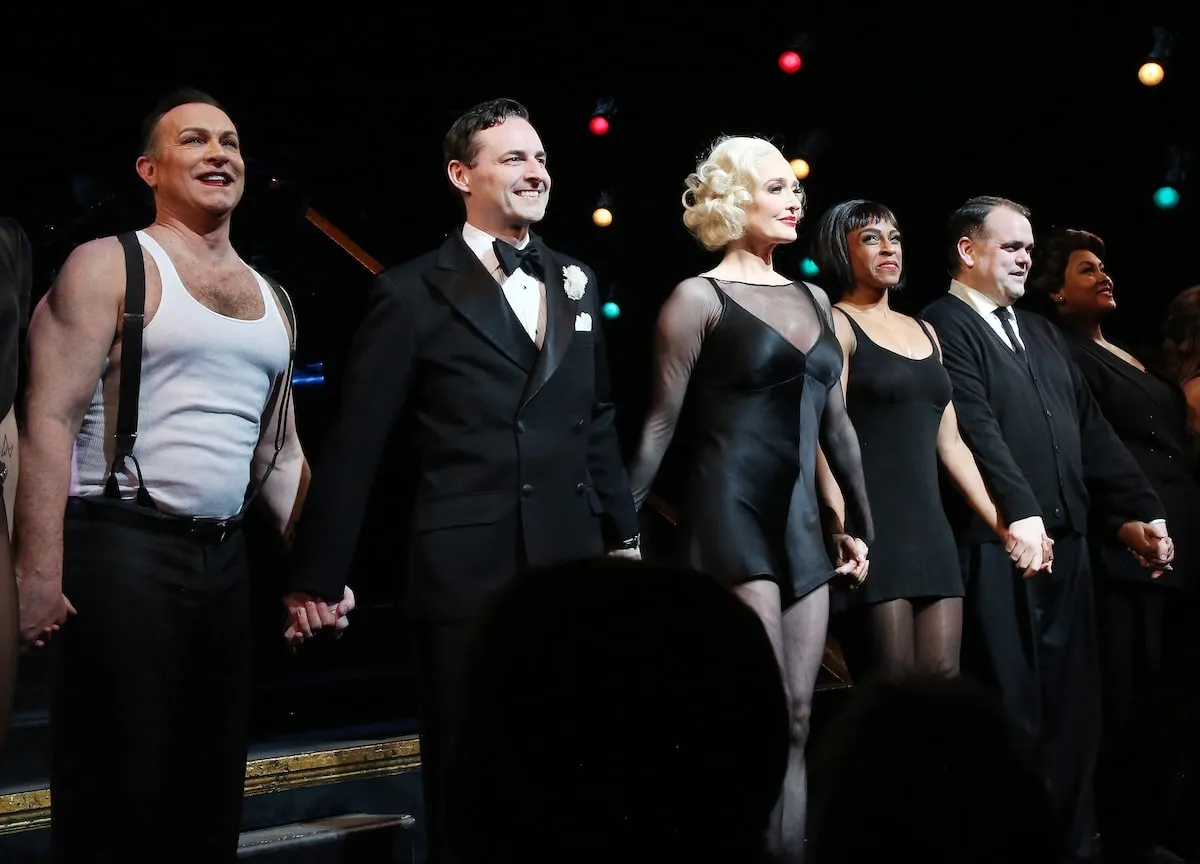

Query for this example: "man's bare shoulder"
[51,236,130,304]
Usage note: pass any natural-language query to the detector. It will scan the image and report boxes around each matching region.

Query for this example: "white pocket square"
[574,312,592,332]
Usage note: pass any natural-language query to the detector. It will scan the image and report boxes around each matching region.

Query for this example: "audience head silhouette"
[807,672,1064,864]
[446,557,789,863]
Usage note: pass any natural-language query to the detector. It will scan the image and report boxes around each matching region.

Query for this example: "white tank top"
[71,231,291,518]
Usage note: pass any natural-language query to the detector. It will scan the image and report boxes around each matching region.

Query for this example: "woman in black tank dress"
[629,138,873,862]
[812,200,1052,678]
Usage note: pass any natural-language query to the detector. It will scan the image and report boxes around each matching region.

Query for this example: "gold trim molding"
[0,735,421,836]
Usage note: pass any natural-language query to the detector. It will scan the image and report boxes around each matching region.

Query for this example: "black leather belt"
[65,496,243,545]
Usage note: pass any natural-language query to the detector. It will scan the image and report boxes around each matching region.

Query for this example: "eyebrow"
[177,126,238,138]
[500,149,546,159]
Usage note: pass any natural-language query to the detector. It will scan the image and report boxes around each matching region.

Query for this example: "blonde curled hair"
[682,136,794,251]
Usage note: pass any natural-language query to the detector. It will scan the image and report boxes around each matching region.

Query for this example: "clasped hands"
[1005,516,1055,578]
[830,532,869,587]
[282,586,356,649]
[1117,520,1174,578]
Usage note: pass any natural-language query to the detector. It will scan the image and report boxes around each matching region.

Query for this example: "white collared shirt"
[461,222,542,343]
[948,279,1025,351]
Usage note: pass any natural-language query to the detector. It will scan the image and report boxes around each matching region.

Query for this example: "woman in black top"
[1029,227,1196,746]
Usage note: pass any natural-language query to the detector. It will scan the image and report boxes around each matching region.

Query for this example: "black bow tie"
[493,239,544,279]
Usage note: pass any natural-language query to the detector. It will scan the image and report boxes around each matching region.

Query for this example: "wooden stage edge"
[0,735,422,836]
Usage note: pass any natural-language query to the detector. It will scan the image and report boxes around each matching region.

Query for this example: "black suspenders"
[103,231,296,517]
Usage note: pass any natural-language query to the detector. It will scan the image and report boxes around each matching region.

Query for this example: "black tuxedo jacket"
[290,230,638,621]
[921,293,1162,545]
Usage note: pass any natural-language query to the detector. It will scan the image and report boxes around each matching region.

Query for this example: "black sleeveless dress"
[839,312,962,604]
[631,277,870,607]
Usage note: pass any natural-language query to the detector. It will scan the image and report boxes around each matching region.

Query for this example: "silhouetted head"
[446,557,789,863]
[808,673,1064,864]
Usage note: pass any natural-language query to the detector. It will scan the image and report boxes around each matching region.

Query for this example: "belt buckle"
[188,518,229,544]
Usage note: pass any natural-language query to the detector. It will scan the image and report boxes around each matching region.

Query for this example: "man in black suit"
[284,98,640,863]
[922,196,1173,863]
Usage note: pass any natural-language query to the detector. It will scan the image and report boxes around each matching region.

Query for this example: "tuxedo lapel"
[521,243,576,408]
[425,232,537,372]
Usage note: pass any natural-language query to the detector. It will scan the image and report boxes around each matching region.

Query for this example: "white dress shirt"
[948,279,1025,351]
[461,222,542,343]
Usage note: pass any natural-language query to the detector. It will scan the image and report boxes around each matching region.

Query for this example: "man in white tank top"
[14,89,352,863]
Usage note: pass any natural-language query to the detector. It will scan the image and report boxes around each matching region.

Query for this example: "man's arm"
[288,272,417,603]
[16,239,125,644]
[582,266,638,549]
[928,310,1042,526]
[252,293,308,546]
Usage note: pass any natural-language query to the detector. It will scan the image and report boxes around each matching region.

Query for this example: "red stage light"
[778,51,802,74]
[589,116,610,135]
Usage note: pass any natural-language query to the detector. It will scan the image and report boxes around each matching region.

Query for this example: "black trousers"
[413,618,475,864]
[50,499,253,863]
[959,533,1100,862]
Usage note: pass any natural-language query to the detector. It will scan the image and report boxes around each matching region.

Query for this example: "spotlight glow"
[790,158,810,180]
[592,207,613,227]
[589,116,610,135]
[778,51,802,74]
[1138,62,1165,86]
[1154,186,1180,209]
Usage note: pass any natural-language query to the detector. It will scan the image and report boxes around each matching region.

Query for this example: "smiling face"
[135,102,244,219]
[742,148,803,245]
[848,219,902,291]
[1053,248,1115,320]
[447,116,550,237]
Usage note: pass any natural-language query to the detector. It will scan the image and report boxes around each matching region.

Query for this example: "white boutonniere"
[562,265,587,301]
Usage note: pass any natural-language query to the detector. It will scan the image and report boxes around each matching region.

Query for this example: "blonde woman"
[629,136,872,860]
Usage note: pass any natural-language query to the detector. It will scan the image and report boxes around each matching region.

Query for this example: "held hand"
[16,567,76,649]
[831,533,869,588]
[1117,520,1174,578]
[283,586,356,648]
[1005,516,1049,579]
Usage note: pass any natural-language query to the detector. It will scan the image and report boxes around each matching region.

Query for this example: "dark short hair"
[945,195,1031,276]
[442,98,531,170]
[813,199,903,297]
[1025,228,1107,318]
[138,87,228,156]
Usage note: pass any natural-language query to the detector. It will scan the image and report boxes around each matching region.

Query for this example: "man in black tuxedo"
[285,98,640,862]
[922,196,1173,864]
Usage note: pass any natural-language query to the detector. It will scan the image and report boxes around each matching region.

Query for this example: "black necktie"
[493,239,544,279]
[993,307,1027,360]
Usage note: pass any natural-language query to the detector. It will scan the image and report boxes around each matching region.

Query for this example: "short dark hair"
[442,98,530,170]
[945,195,1031,276]
[813,199,903,297]
[138,87,228,156]
[1026,228,1106,303]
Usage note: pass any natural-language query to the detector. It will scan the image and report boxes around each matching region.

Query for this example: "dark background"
[0,3,1195,740]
